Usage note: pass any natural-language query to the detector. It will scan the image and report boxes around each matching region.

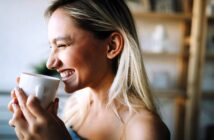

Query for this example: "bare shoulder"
[126,110,170,140]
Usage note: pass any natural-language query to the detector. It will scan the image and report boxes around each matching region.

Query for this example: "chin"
[64,87,77,93]
[64,85,82,94]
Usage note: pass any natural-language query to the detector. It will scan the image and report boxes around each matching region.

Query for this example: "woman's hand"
[8,88,71,140]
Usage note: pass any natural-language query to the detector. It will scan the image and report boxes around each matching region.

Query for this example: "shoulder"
[126,110,170,140]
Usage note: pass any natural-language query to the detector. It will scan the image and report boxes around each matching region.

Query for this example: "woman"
[8,0,170,139]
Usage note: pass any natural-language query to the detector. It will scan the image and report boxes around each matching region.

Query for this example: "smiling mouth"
[60,69,75,82]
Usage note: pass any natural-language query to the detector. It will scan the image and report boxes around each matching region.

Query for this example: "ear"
[106,32,124,59]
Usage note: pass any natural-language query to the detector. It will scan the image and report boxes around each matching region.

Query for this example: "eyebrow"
[50,36,72,44]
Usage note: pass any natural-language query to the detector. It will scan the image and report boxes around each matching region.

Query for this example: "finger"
[9,89,18,113]
[8,98,18,113]
[8,100,14,113]
[15,88,35,123]
[54,98,59,115]
[51,113,65,129]
[47,102,54,114]
[10,104,26,140]
[47,98,59,115]
[15,88,27,106]
[11,89,16,98]
[9,104,25,127]
[15,127,24,140]
[16,77,20,85]
[10,104,28,140]
[27,95,48,122]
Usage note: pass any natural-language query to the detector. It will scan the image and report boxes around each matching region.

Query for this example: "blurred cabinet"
[126,0,193,95]
[126,0,213,140]
[203,15,214,94]
[200,3,214,140]
[0,93,17,140]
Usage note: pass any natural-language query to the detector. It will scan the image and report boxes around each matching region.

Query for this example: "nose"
[46,51,60,70]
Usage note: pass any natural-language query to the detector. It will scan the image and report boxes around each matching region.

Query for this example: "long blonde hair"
[45,0,157,128]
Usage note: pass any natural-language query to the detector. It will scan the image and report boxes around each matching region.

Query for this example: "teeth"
[60,70,74,78]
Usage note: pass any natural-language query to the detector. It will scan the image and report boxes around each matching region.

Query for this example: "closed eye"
[57,44,66,48]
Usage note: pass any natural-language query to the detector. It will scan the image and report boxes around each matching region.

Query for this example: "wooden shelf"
[208,16,214,19]
[132,12,192,21]
[152,89,186,99]
[207,15,214,24]
[142,52,189,58]
[202,91,214,100]
[131,1,210,140]
[207,15,214,21]
[152,89,214,100]
[206,53,214,60]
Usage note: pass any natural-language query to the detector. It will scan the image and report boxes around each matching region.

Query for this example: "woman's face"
[47,9,112,93]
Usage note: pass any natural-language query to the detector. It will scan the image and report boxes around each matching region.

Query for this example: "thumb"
[47,98,59,115]
[26,95,47,121]
[53,98,59,115]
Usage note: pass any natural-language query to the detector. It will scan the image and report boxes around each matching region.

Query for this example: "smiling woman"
[46,9,110,93]
[8,0,170,140]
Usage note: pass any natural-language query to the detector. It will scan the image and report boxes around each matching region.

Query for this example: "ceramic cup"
[19,72,60,108]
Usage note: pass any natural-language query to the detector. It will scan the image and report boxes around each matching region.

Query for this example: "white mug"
[19,72,60,108]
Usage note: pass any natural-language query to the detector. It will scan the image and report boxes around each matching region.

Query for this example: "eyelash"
[57,44,66,48]
[49,43,70,49]
[49,44,67,48]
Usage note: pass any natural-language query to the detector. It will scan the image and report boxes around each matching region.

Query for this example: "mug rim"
[22,72,60,81]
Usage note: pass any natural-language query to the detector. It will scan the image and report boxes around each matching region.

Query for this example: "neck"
[88,71,115,110]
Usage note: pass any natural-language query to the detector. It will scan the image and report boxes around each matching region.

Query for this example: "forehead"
[48,8,73,25]
[48,9,77,41]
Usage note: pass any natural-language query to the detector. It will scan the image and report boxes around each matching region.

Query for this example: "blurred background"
[0,0,214,140]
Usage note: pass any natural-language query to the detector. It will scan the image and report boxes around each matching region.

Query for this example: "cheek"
[59,46,107,75]
[59,51,74,66]
[59,48,90,68]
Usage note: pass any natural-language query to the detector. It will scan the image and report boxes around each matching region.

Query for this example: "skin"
[8,8,170,140]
